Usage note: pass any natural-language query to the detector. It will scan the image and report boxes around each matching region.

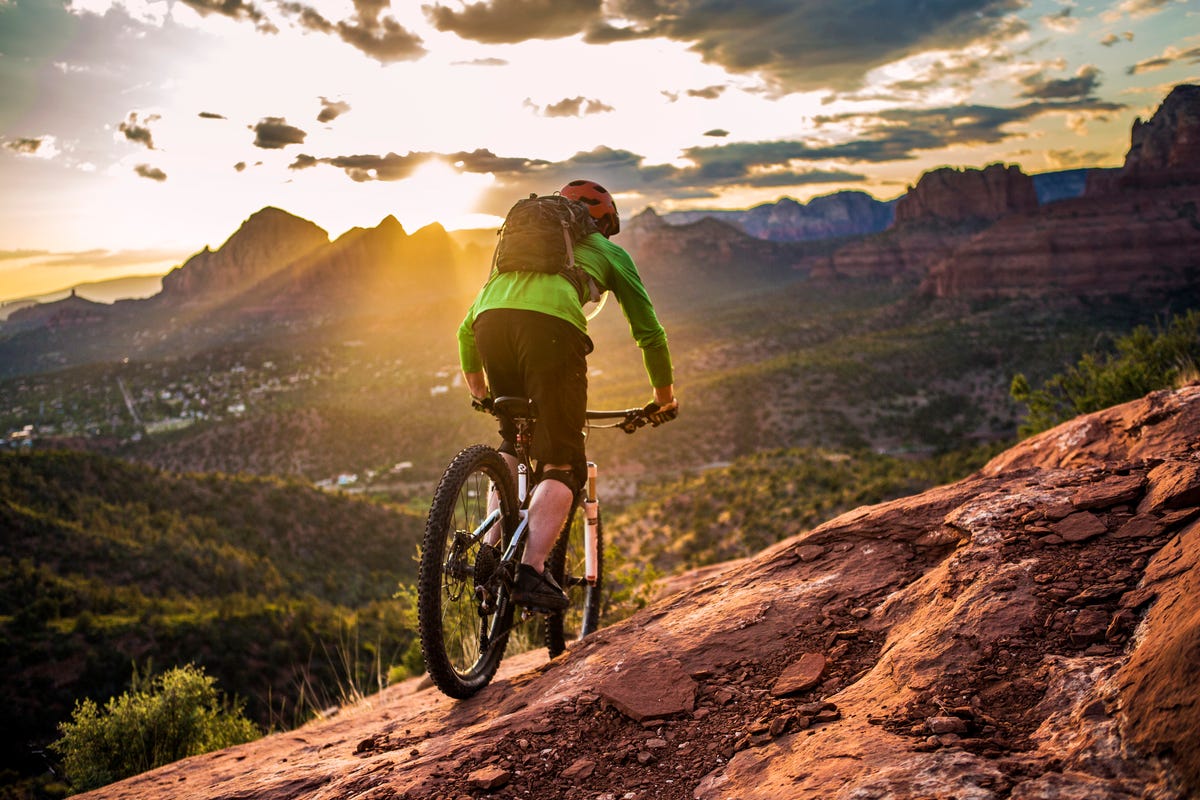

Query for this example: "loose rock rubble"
[84,386,1200,800]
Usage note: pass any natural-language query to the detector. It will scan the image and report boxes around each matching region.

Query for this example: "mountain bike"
[417,396,671,699]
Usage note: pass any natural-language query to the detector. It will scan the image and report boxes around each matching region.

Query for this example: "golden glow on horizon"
[386,160,498,232]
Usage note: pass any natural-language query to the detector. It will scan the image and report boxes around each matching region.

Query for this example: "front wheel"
[545,508,604,658]
[417,444,519,698]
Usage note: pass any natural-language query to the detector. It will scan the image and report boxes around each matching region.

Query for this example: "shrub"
[51,664,259,793]
[1011,310,1200,436]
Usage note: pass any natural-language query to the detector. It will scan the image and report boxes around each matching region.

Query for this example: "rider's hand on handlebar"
[644,398,678,427]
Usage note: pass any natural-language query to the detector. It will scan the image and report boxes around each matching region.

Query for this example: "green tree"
[51,664,259,793]
[1011,310,1200,436]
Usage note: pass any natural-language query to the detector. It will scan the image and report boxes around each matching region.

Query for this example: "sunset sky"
[1,0,1198,302]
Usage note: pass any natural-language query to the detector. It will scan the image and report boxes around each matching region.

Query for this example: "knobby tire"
[417,444,519,698]
[545,507,604,658]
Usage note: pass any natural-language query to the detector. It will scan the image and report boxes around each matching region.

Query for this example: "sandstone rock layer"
[84,385,1200,800]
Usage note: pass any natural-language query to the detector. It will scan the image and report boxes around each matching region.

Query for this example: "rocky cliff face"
[86,385,1200,800]
[805,163,1039,283]
[1120,84,1200,189]
[159,207,329,304]
[922,84,1200,299]
[894,163,1039,225]
[920,186,1200,298]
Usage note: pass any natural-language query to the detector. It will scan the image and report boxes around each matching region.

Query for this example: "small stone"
[1043,502,1076,521]
[636,751,654,765]
[926,716,969,735]
[467,766,511,790]
[645,738,668,749]
[850,607,871,619]
[812,708,841,724]
[1107,609,1137,642]
[1070,608,1111,645]
[797,544,825,562]
[562,758,596,781]
[798,701,836,715]
[769,715,793,737]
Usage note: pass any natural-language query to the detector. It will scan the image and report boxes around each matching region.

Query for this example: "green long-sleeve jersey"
[458,233,673,389]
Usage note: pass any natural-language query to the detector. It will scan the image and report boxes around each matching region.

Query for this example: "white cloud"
[1102,0,1184,22]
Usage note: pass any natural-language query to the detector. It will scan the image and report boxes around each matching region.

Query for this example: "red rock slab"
[1052,511,1108,542]
[595,656,696,722]
[771,653,827,697]
[1070,473,1146,510]
[1113,514,1163,539]
[1138,461,1200,514]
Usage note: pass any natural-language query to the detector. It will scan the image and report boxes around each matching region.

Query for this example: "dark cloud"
[118,112,159,149]
[1100,32,1134,47]
[336,15,427,62]
[199,111,227,119]
[283,94,1124,214]
[177,0,277,33]
[533,96,615,117]
[234,161,247,172]
[446,148,552,174]
[317,97,351,123]
[1127,46,1200,75]
[272,0,428,62]
[3,137,47,155]
[1020,66,1101,100]
[590,0,1032,93]
[277,0,335,33]
[289,154,319,170]
[423,0,602,44]
[291,151,433,181]
[809,98,1126,161]
[687,85,726,100]
[704,129,730,137]
[252,117,307,149]
[134,164,167,181]
[419,2,1028,95]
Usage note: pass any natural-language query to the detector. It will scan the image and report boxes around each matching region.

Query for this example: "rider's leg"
[521,464,575,571]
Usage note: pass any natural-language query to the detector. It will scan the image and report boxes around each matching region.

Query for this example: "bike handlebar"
[472,396,676,434]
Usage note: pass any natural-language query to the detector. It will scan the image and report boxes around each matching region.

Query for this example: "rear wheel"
[417,445,519,698]
[545,508,604,658]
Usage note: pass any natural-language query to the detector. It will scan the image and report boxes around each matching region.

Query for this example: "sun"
[393,161,500,232]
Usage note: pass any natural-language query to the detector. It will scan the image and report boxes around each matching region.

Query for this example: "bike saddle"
[492,396,538,420]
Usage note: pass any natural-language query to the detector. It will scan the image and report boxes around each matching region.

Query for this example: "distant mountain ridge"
[660,191,897,242]
[657,170,1094,243]
[2,84,1197,377]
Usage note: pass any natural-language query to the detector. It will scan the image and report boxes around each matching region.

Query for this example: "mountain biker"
[457,178,678,610]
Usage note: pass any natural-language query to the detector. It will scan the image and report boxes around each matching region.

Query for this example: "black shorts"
[473,308,593,486]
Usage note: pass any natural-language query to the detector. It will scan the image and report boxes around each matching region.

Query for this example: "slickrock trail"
[86,385,1200,800]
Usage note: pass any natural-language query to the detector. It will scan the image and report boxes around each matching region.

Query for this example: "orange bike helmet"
[560,179,620,237]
